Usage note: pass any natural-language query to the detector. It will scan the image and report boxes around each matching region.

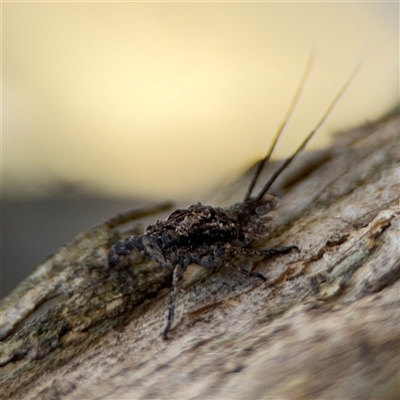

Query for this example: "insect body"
[108,197,296,339]
[108,57,359,339]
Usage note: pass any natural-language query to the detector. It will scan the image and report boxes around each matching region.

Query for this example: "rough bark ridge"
[0,115,399,399]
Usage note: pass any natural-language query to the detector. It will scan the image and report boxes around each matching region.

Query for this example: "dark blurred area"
[1,190,148,300]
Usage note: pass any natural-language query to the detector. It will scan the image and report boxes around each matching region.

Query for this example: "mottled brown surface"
[0,115,399,400]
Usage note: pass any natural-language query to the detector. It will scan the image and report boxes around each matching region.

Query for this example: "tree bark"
[1,114,399,400]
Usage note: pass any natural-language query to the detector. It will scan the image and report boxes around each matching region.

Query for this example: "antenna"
[244,53,314,201]
[254,63,362,202]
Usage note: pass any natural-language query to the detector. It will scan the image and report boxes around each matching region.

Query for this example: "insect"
[108,57,359,339]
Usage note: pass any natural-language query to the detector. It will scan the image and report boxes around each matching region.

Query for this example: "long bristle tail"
[244,53,314,201]
[254,62,362,202]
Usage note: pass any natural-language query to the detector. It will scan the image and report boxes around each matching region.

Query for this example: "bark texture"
[1,114,399,400]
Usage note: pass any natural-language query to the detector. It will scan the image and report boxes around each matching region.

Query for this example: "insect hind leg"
[108,236,144,267]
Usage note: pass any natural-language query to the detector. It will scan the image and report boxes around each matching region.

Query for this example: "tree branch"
[1,115,399,400]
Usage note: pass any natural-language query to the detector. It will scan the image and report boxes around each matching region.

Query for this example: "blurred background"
[2,2,399,298]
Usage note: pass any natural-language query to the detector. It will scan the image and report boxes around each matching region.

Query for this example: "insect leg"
[108,236,144,267]
[217,245,298,280]
[141,235,172,269]
[163,263,185,340]
[259,245,299,257]
[223,244,298,259]
[225,262,267,281]
[201,245,298,281]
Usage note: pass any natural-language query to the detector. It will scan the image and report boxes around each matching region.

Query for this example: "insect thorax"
[145,195,278,250]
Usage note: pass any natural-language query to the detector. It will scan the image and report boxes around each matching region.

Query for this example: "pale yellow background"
[3,2,398,200]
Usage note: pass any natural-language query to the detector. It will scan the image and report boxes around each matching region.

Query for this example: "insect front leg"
[196,250,267,281]
[199,244,298,281]
[230,263,267,281]
[226,244,299,259]
[259,245,299,257]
